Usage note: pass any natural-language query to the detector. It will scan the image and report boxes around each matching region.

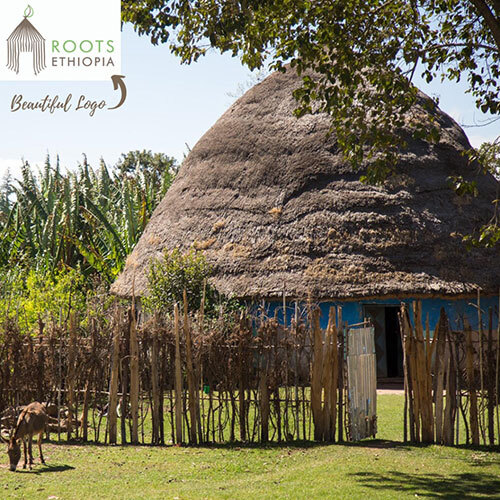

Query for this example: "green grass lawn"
[1,395,499,499]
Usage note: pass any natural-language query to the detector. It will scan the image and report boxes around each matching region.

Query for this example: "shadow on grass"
[44,437,500,454]
[17,464,75,475]
[46,438,325,450]
[351,471,500,499]
[46,437,415,451]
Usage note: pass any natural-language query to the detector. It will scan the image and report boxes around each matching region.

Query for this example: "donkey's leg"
[38,432,45,464]
[28,436,33,468]
[22,439,27,469]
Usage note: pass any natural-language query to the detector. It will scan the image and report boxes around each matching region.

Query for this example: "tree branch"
[488,0,500,17]
[425,42,497,52]
[469,0,500,51]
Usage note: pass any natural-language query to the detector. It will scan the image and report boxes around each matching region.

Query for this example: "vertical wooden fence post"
[183,290,198,444]
[434,309,446,444]
[66,312,77,441]
[151,318,161,445]
[496,293,500,445]
[174,304,183,445]
[477,290,486,444]
[108,313,121,445]
[129,303,140,445]
[337,320,345,443]
[311,308,324,441]
[81,378,90,442]
[238,312,247,442]
[443,325,457,446]
[487,308,495,446]
[465,322,479,446]
[259,320,270,443]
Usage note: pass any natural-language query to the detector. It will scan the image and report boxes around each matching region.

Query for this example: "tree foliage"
[463,140,500,247]
[123,0,500,234]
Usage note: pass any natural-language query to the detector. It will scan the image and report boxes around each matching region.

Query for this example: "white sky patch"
[467,134,499,148]
[448,108,463,123]
[0,158,45,182]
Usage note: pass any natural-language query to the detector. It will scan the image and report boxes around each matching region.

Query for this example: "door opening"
[363,305,403,379]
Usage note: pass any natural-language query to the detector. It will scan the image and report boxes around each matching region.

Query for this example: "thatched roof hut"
[112,68,500,301]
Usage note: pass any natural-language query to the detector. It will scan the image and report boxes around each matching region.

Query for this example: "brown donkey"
[4,402,48,471]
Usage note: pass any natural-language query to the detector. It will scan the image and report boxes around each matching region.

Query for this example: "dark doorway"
[363,305,404,378]
[385,307,403,377]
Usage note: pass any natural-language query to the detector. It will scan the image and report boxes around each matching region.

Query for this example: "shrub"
[145,248,243,317]
[145,248,212,313]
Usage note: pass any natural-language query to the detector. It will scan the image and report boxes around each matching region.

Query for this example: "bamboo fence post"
[414,301,434,443]
[197,286,205,443]
[174,304,183,445]
[57,316,62,443]
[322,309,332,442]
[81,379,90,442]
[36,316,45,403]
[477,289,486,445]
[183,290,199,444]
[311,308,324,441]
[151,322,161,445]
[455,338,460,445]
[337,320,345,443]
[487,308,495,446]
[328,307,339,442]
[283,292,291,440]
[424,306,434,442]
[399,306,408,443]
[465,322,479,446]
[238,313,246,442]
[129,302,140,445]
[496,292,500,445]
[120,330,129,445]
[336,308,342,442]
[434,309,446,444]
[408,305,420,443]
[443,326,457,446]
[108,318,121,445]
[400,305,416,442]
[259,322,270,443]
[66,312,77,441]
[259,362,270,442]
[293,302,300,440]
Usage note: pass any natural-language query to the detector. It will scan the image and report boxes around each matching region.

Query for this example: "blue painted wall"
[259,296,499,333]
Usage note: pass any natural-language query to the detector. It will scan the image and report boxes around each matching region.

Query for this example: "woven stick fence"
[400,300,500,446]
[0,295,498,447]
[0,298,348,445]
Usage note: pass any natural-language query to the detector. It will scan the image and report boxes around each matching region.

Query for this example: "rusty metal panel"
[347,326,377,441]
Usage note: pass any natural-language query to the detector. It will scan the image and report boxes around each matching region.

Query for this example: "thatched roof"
[112,68,500,300]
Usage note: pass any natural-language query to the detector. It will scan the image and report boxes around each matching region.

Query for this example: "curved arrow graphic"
[109,75,127,110]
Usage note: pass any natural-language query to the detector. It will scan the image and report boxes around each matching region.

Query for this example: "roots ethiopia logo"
[7,6,46,76]
[1,1,121,82]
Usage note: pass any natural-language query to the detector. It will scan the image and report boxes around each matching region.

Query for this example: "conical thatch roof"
[112,68,500,300]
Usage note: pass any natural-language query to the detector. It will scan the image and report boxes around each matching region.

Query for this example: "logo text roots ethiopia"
[6,6,116,76]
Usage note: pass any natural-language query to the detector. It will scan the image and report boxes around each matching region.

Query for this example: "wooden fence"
[400,301,500,446]
[0,297,498,447]
[0,299,349,445]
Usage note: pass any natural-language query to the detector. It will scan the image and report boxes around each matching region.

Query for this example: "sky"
[0,23,498,180]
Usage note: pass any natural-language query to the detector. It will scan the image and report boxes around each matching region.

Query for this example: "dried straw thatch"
[112,69,500,300]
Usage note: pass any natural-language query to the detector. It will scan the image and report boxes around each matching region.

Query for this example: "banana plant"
[0,151,177,283]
